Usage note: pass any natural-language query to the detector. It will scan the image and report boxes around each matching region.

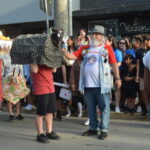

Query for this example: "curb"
[1,106,149,121]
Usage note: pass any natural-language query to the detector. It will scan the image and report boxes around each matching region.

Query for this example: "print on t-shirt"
[84,46,101,88]
[87,55,97,65]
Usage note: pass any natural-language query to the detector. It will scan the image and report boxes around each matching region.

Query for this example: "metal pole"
[44,0,50,34]
[68,0,73,36]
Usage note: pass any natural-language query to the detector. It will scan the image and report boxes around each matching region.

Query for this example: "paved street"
[0,112,150,150]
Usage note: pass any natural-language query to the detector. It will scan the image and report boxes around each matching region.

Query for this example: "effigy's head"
[50,28,64,47]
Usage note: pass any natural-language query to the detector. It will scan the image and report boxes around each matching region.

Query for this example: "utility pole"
[54,0,70,36]
[44,0,50,34]
[39,0,52,34]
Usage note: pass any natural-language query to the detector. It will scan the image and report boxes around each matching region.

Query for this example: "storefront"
[73,0,150,37]
[87,15,150,37]
[118,15,150,36]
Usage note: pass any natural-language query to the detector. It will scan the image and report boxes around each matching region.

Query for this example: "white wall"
[72,0,80,11]
[0,0,54,25]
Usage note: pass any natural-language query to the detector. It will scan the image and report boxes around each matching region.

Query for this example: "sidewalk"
[1,104,149,121]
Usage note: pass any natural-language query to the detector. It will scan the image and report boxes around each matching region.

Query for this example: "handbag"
[3,68,30,104]
[59,88,72,101]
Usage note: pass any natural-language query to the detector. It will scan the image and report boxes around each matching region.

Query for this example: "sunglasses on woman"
[119,42,126,45]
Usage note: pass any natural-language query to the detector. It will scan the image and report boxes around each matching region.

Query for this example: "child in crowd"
[1,44,25,121]
[122,54,137,114]
[31,64,60,143]
[6,65,25,121]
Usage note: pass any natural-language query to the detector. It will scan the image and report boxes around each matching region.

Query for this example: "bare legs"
[8,101,21,116]
[35,113,53,135]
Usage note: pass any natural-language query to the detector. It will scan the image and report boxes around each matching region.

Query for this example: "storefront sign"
[119,16,150,35]
[88,20,118,36]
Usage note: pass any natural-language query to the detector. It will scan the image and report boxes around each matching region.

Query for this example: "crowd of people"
[0,25,150,143]
[106,34,150,116]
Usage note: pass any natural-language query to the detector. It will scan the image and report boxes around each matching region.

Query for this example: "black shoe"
[37,134,49,143]
[9,115,15,122]
[99,131,108,140]
[16,114,24,120]
[130,108,136,114]
[82,129,97,136]
[46,131,60,140]
[56,110,63,121]
[124,107,129,114]
[54,116,64,121]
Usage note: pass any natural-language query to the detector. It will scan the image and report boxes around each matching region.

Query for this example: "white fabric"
[143,51,150,71]
[0,40,12,48]
[84,46,101,87]
[77,102,83,117]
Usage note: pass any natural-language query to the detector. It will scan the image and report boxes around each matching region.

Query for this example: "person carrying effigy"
[10,29,64,143]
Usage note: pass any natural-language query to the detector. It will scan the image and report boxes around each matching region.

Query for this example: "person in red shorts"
[31,64,60,143]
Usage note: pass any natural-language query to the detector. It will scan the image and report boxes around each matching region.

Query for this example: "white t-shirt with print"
[84,46,102,87]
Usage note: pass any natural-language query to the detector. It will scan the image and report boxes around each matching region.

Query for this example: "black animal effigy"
[10,33,64,68]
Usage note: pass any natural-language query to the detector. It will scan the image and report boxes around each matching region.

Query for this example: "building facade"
[0,0,80,37]
[0,0,55,37]
[0,0,150,37]
[73,0,150,37]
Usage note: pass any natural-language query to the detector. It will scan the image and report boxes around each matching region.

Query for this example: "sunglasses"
[119,42,126,45]
[92,32,101,35]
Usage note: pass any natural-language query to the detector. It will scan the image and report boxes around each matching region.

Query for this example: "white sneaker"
[84,119,89,126]
[24,104,33,110]
[115,106,120,113]
[137,106,142,113]
[65,113,71,117]
[32,105,36,109]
